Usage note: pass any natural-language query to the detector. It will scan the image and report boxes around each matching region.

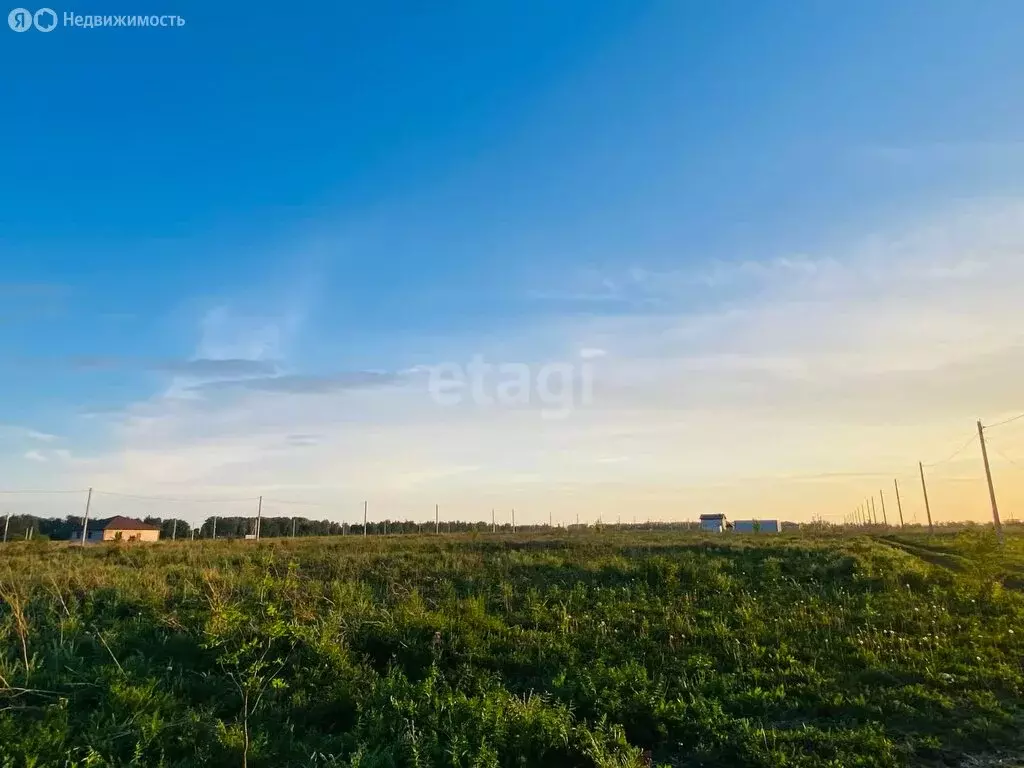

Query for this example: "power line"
[260,498,337,508]
[923,434,977,468]
[989,445,1024,471]
[754,470,910,483]
[0,489,86,494]
[985,412,1024,430]
[783,471,897,480]
[91,490,256,503]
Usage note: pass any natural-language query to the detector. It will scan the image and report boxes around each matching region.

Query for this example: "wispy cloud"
[0,425,59,443]
[196,305,300,362]
[285,433,325,447]
[12,356,280,376]
[857,141,1024,167]
[154,270,321,400]
[189,371,401,395]
[158,359,280,377]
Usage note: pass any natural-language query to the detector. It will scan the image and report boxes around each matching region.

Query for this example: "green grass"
[0,529,1022,767]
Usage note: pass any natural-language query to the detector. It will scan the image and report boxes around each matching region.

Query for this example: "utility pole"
[255,496,263,541]
[81,487,93,546]
[549,510,552,528]
[364,501,368,537]
[894,479,904,527]
[172,519,177,541]
[576,512,580,527]
[213,515,218,540]
[292,517,296,538]
[435,503,439,534]
[977,420,1004,542]
[512,508,516,533]
[879,490,888,526]
[870,496,877,526]
[3,510,9,543]
[918,462,934,535]
[491,508,495,533]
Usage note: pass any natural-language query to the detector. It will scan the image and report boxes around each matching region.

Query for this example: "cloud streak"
[158,359,280,377]
[0,425,59,443]
[189,371,402,394]
[8,356,280,376]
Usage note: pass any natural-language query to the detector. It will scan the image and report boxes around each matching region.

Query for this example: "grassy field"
[0,529,1022,767]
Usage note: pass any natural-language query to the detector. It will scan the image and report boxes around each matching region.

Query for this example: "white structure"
[698,513,727,533]
[733,519,780,534]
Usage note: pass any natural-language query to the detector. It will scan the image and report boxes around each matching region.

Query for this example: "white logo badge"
[33,6,55,30]
[8,7,32,30]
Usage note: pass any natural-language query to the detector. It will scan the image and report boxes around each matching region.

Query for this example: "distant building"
[732,519,780,534]
[71,516,161,543]
[698,513,727,533]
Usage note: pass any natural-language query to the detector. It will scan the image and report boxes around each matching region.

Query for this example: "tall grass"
[0,530,1021,766]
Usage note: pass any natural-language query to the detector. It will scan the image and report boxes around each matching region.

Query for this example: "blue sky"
[3,2,1024,524]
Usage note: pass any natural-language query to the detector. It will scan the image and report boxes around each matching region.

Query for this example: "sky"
[2,1,1024,527]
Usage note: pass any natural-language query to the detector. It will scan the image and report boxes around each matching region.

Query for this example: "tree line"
[0,513,744,541]
[1,513,620,541]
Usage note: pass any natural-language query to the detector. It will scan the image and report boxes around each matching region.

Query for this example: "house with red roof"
[72,516,161,543]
